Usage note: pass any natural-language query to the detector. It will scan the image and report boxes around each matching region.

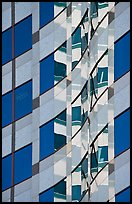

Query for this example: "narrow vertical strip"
[11,2,15,202]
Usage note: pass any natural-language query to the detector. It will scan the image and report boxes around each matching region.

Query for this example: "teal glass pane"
[98,146,108,168]
[72,185,81,201]
[54,2,67,7]
[54,180,66,200]
[91,151,98,173]
[98,2,108,9]
[59,42,67,53]
[98,67,108,88]
[54,61,66,82]
[54,133,66,151]
[54,110,66,126]
[72,106,81,126]
[72,27,81,48]
[90,2,98,18]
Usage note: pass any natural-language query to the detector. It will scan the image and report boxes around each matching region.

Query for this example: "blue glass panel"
[114,31,130,81]
[15,81,32,120]
[40,2,54,28]
[115,187,130,202]
[72,185,81,201]
[40,54,54,94]
[14,15,32,57]
[39,188,54,202]
[2,154,12,191]
[2,91,12,127]
[2,28,12,65]
[14,144,32,185]
[40,120,54,160]
[114,109,130,156]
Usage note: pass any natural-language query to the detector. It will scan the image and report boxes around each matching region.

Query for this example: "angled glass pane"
[2,27,12,65]
[98,67,108,88]
[2,91,12,127]
[39,188,54,202]
[14,15,32,57]
[72,106,81,126]
[114,31,130,81]
[114,108,130,156]
[14,144,32,185]
[40,120,54,160]
[54,110,66,126]
[40,54,54,94]
[15,81,32,120]
[40,2,54,28]
[54,180,66,201]
[2,154,12,191]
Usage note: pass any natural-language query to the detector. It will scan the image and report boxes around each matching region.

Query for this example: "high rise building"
[2,2,130,202]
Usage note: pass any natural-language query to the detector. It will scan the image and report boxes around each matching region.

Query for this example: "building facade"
[2,2,130,202]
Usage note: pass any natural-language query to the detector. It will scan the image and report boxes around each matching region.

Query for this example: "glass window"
[14,15,32,57]
[54,180,66,201]
[54,61,66,83]
[54,110,66,126]
[2,27,12,65]
[40,120,54,160]
[90,2,98,18]
[114,31,130,81]
[115,187,130,202]
[72,27,81,47]
[2,154,12,191]
[72,27,81,69]
[14,144,32,185]
[98,146,108,168]
[91,151,98,173]
[98,67,108,88]
[98,2,108,9]
[39,179,66,202]
[72,185,81,201]
[40,54,54,94]
[39,188,54,202]
[114,109,130,156]
[54,2,66,8]
[40,2,54,28]
[2,91,12,128]
[54,133,66,151]
[15,81,32,120]
[72,106,81,126]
